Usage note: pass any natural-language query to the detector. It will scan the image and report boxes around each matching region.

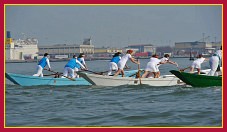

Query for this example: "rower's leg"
[141,71,149,78]
[121,70,125,77]
[114,69,121,76]
[197,68,201,75]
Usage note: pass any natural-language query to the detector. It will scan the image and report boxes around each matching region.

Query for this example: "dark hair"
[152,54,158,58]
[78,53,85,58]
[73,55,77,58]
[113,52,121,57]
[164,54,170,58]
[197,54,203,58]
[44,53,48,56]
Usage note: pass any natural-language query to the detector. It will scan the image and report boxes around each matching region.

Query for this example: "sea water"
[5,58,222,127]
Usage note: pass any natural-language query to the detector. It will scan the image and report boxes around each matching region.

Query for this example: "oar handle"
[137,59,142,85]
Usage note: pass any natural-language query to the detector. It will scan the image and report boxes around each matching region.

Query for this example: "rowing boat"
[170,70,222,87]
[77,72,181,86]
[5,72,91,86]
[5,70,138,86]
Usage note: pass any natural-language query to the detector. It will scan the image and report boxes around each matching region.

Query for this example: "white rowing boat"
[77,72,182,86]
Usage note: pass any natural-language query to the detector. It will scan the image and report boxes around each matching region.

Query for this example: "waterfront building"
[5,31,39,60]
[126,44,156,58]
[127,44,155,53]
[174,41,221,57]
[38,38,94,59]
[94,47,123,58]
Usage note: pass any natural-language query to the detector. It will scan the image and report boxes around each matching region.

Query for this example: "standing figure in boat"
[180,54,207,75]
[208,46,222,76]
[62,55,85,78]
[156,54,178,78]
[107,52,121,76]
[33,53,51,77]
[114,50,139,77]
[77,53,88,70]
[141,54,165,78]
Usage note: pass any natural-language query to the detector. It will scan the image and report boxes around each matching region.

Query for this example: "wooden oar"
[178,66,190,72]
[137,60,142,85]
[82,69,115,75]
[43,73,58,76]
[128,70,144,77]
[81,69,104,75]
[44,69,75,81]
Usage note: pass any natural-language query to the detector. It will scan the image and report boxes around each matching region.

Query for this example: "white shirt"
[215,50,222,60]
[149,57,161,65]
[46,58,51,69]
[160,57,169,63]
[118,54,132,66]
[145,57,161,72]
[194,57,205,65]
[75,59,85,69]
[79,58,86,65]
[158,57,168,67]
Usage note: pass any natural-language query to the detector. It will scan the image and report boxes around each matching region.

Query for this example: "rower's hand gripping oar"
[44,69,76,81]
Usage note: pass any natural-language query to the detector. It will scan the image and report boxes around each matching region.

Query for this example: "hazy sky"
[6,5,222,47]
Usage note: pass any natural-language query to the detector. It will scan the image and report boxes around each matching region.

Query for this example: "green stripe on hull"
[170,70,222,87]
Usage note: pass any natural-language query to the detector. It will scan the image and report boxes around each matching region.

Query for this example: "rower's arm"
[130,58,140,64]
[46,58,51,69]
[168,60,178,66]
[76,59,86,69]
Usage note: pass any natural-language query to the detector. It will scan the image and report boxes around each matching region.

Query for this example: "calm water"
[5,58,222,127]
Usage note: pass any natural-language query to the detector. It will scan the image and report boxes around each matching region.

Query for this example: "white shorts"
[109,62,118,71]
[191,62,201,69]
[118,62,126,70]
[63,67,75,78]
[145,62,159,72]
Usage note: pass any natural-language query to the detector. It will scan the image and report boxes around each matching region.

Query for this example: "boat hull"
[78,72,181,86]
[5,73,91,86]
[170,70,222,87]
[5,70,138,87]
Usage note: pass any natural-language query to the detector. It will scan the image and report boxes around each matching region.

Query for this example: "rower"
[114,50,140,77]
[180,54,208,75]
[62,55,86,78]
[33,53,51,77]
[141,54,165,78]
[208,46,222,76]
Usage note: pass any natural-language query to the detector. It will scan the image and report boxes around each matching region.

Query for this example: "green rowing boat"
[170,70,222,87]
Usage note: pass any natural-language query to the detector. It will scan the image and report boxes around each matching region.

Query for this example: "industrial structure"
[127,44,156,57]
[174,36,222,57]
